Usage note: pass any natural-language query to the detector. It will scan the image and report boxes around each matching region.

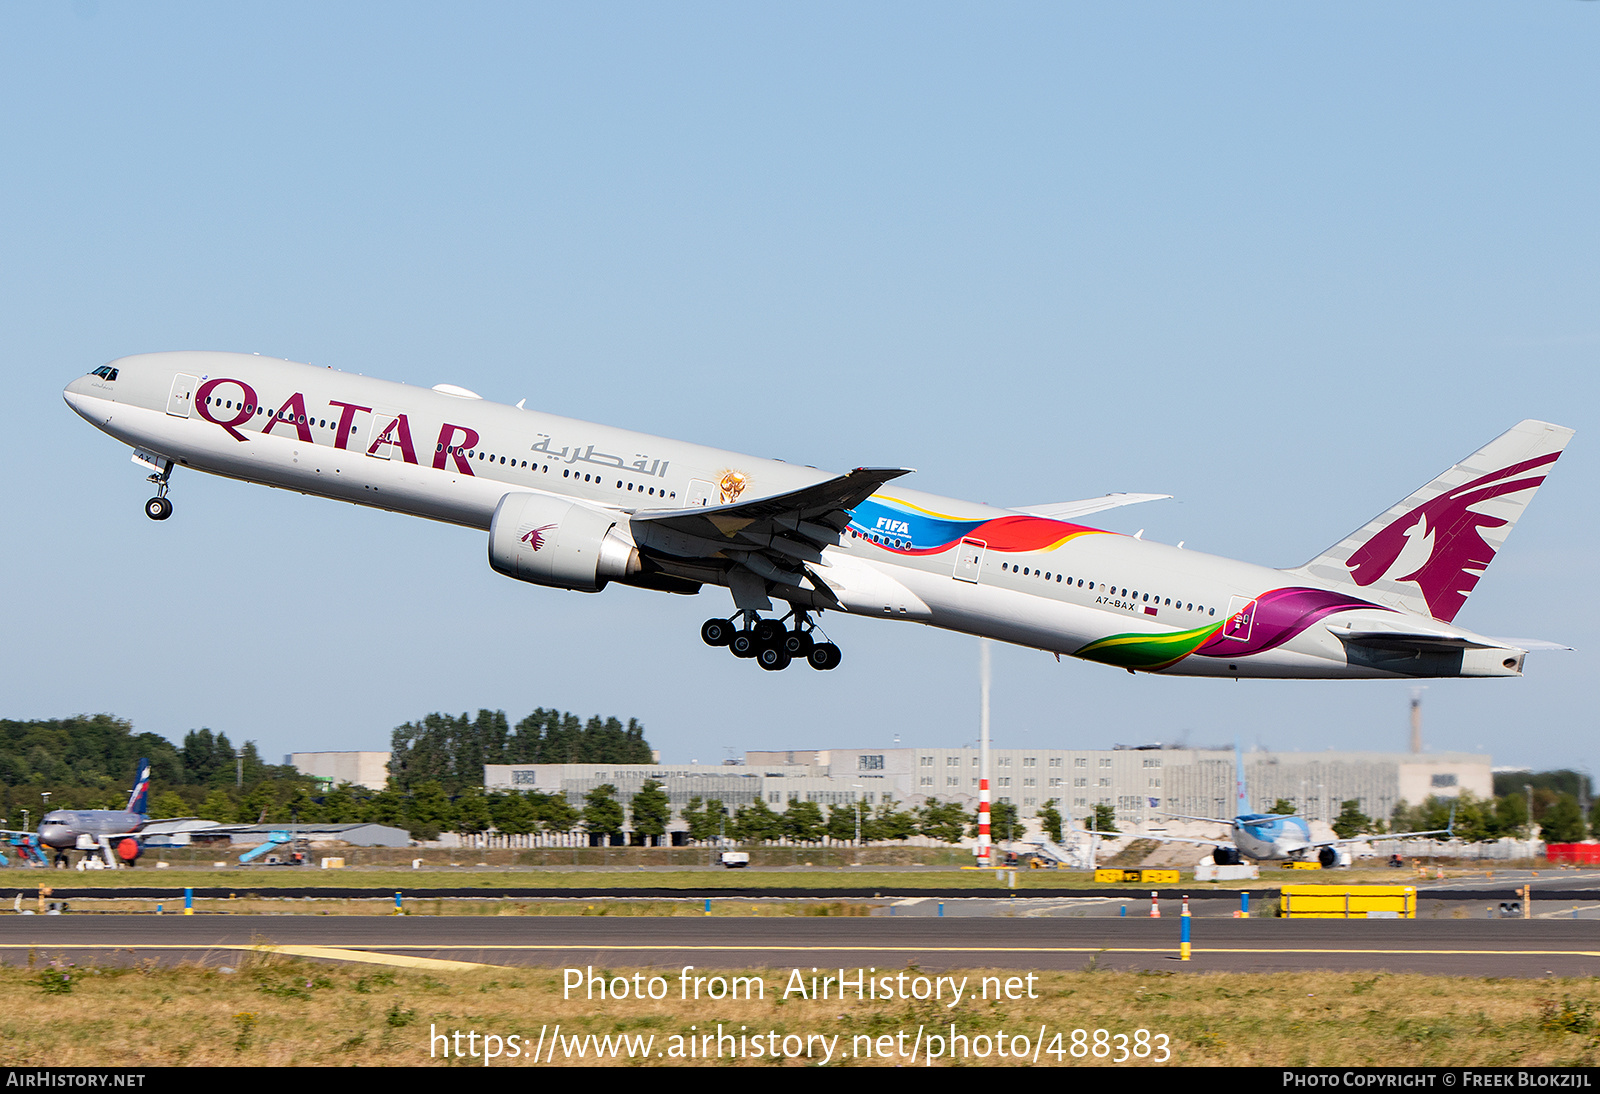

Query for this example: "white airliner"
[64,352,1573,677]
[1149,747,1453,868]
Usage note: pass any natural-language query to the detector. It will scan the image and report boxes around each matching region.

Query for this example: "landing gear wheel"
[753,619,784,644]
[701,618,734,647]
[144,496,172,521]
[806,642,842,670]
[756,646,792,671]
[782,631,815,657]
[729,632,758,658]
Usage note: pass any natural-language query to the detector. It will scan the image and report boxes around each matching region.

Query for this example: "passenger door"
[952,537,986,582]
[166,374,197,418]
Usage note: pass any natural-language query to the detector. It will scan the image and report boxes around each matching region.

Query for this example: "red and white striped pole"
[978,639,992,867]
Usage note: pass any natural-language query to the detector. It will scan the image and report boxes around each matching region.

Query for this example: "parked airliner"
[1150,747,1452,868]
[64,352,1572,677]
[13,759,164,866]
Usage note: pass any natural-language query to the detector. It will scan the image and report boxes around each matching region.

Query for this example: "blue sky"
[3,3,1595,781]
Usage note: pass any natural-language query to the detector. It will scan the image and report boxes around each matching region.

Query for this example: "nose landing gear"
[699,609,841,671]
[144,459,174,521]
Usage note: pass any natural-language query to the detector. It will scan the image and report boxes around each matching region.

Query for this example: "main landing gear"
[700,610,842,672]
[144,460,173,521]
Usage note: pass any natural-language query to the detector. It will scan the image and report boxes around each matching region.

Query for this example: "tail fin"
[125,758,151,815]
[1290,420,1574,622]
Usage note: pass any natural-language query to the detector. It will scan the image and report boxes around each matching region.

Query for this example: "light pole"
[978,639,992,867]
[852,783,864,864]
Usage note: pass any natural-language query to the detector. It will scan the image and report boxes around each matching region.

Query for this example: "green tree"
[732,797,782,844]
[1331,800,1373,839]
[365,788,408,829]
[915,798,969,844]
[630,780,672,843]
[1087,803,1119,835]
[872,798,916,842]
[454,786,492,835]
[970,800,1022,841]
[488,791,536,835]
[826,803,861,843]
[318,782,372,824]
[1268,798,1297,816]
[406,780,455,841]
[582,784,625,839]
[681,796,729,843]
[1540,793,1586,844]
[199,788,234,823]
[1494,792,1531,839]
[782,799,824,843]
[149,791,189,820]
[1036,799,1063,843]
[531,791,580,835]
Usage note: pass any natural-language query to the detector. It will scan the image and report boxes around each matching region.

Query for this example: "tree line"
[5,714,1595,846]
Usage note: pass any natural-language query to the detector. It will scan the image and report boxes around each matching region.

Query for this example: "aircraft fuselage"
[63,352,1550,680]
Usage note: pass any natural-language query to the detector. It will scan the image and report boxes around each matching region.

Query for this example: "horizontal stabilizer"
[1325,625,1502,651]
[1488,637,1574,652]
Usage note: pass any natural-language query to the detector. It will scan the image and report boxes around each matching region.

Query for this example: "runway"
[3,915,1598,976]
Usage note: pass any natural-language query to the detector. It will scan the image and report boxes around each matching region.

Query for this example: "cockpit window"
[89,366,119,381]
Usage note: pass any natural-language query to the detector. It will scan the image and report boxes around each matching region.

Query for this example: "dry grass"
[0,953,1596,1067]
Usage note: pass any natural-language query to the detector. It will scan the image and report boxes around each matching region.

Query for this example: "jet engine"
[488,492,641,592]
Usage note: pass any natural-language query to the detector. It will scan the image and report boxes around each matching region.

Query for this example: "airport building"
[483,746,1491,833]
[287,751,392,791]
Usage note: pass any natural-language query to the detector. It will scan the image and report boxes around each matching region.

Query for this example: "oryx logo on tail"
[1346,454,1559,622]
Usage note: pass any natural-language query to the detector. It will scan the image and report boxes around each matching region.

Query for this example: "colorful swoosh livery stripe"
[1194,587,1386,659]
[1075,621,1224,671]
[849,496,1111,556]
[1075,586,1391,671]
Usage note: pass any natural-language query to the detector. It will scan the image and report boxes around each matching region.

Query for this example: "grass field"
[2,953,1596,1067]
[8,863,1511,893]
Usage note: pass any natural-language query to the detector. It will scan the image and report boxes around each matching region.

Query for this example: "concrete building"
[287,751,392,791]
[485,746,1491,834]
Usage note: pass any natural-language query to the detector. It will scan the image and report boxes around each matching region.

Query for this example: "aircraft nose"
[38,824,71,849]
[63,374,98,418]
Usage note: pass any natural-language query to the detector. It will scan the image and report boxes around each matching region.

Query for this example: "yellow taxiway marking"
[252,945,494,971]
[300,944,1600,957]
[0,943,495,971]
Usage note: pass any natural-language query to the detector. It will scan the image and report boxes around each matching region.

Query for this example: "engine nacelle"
[488,492,639,592]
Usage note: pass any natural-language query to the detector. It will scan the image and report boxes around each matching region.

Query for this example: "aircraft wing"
[134,818,227,837]
[1011,493,1172,520]
[1154,811,1234,826]
[630,467,914,594]
[1315,802,1455,850]
[1137,833,1233,850]
[1316,827,1451,850]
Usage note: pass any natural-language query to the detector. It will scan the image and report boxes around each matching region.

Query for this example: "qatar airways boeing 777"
[64,352,1572,677]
